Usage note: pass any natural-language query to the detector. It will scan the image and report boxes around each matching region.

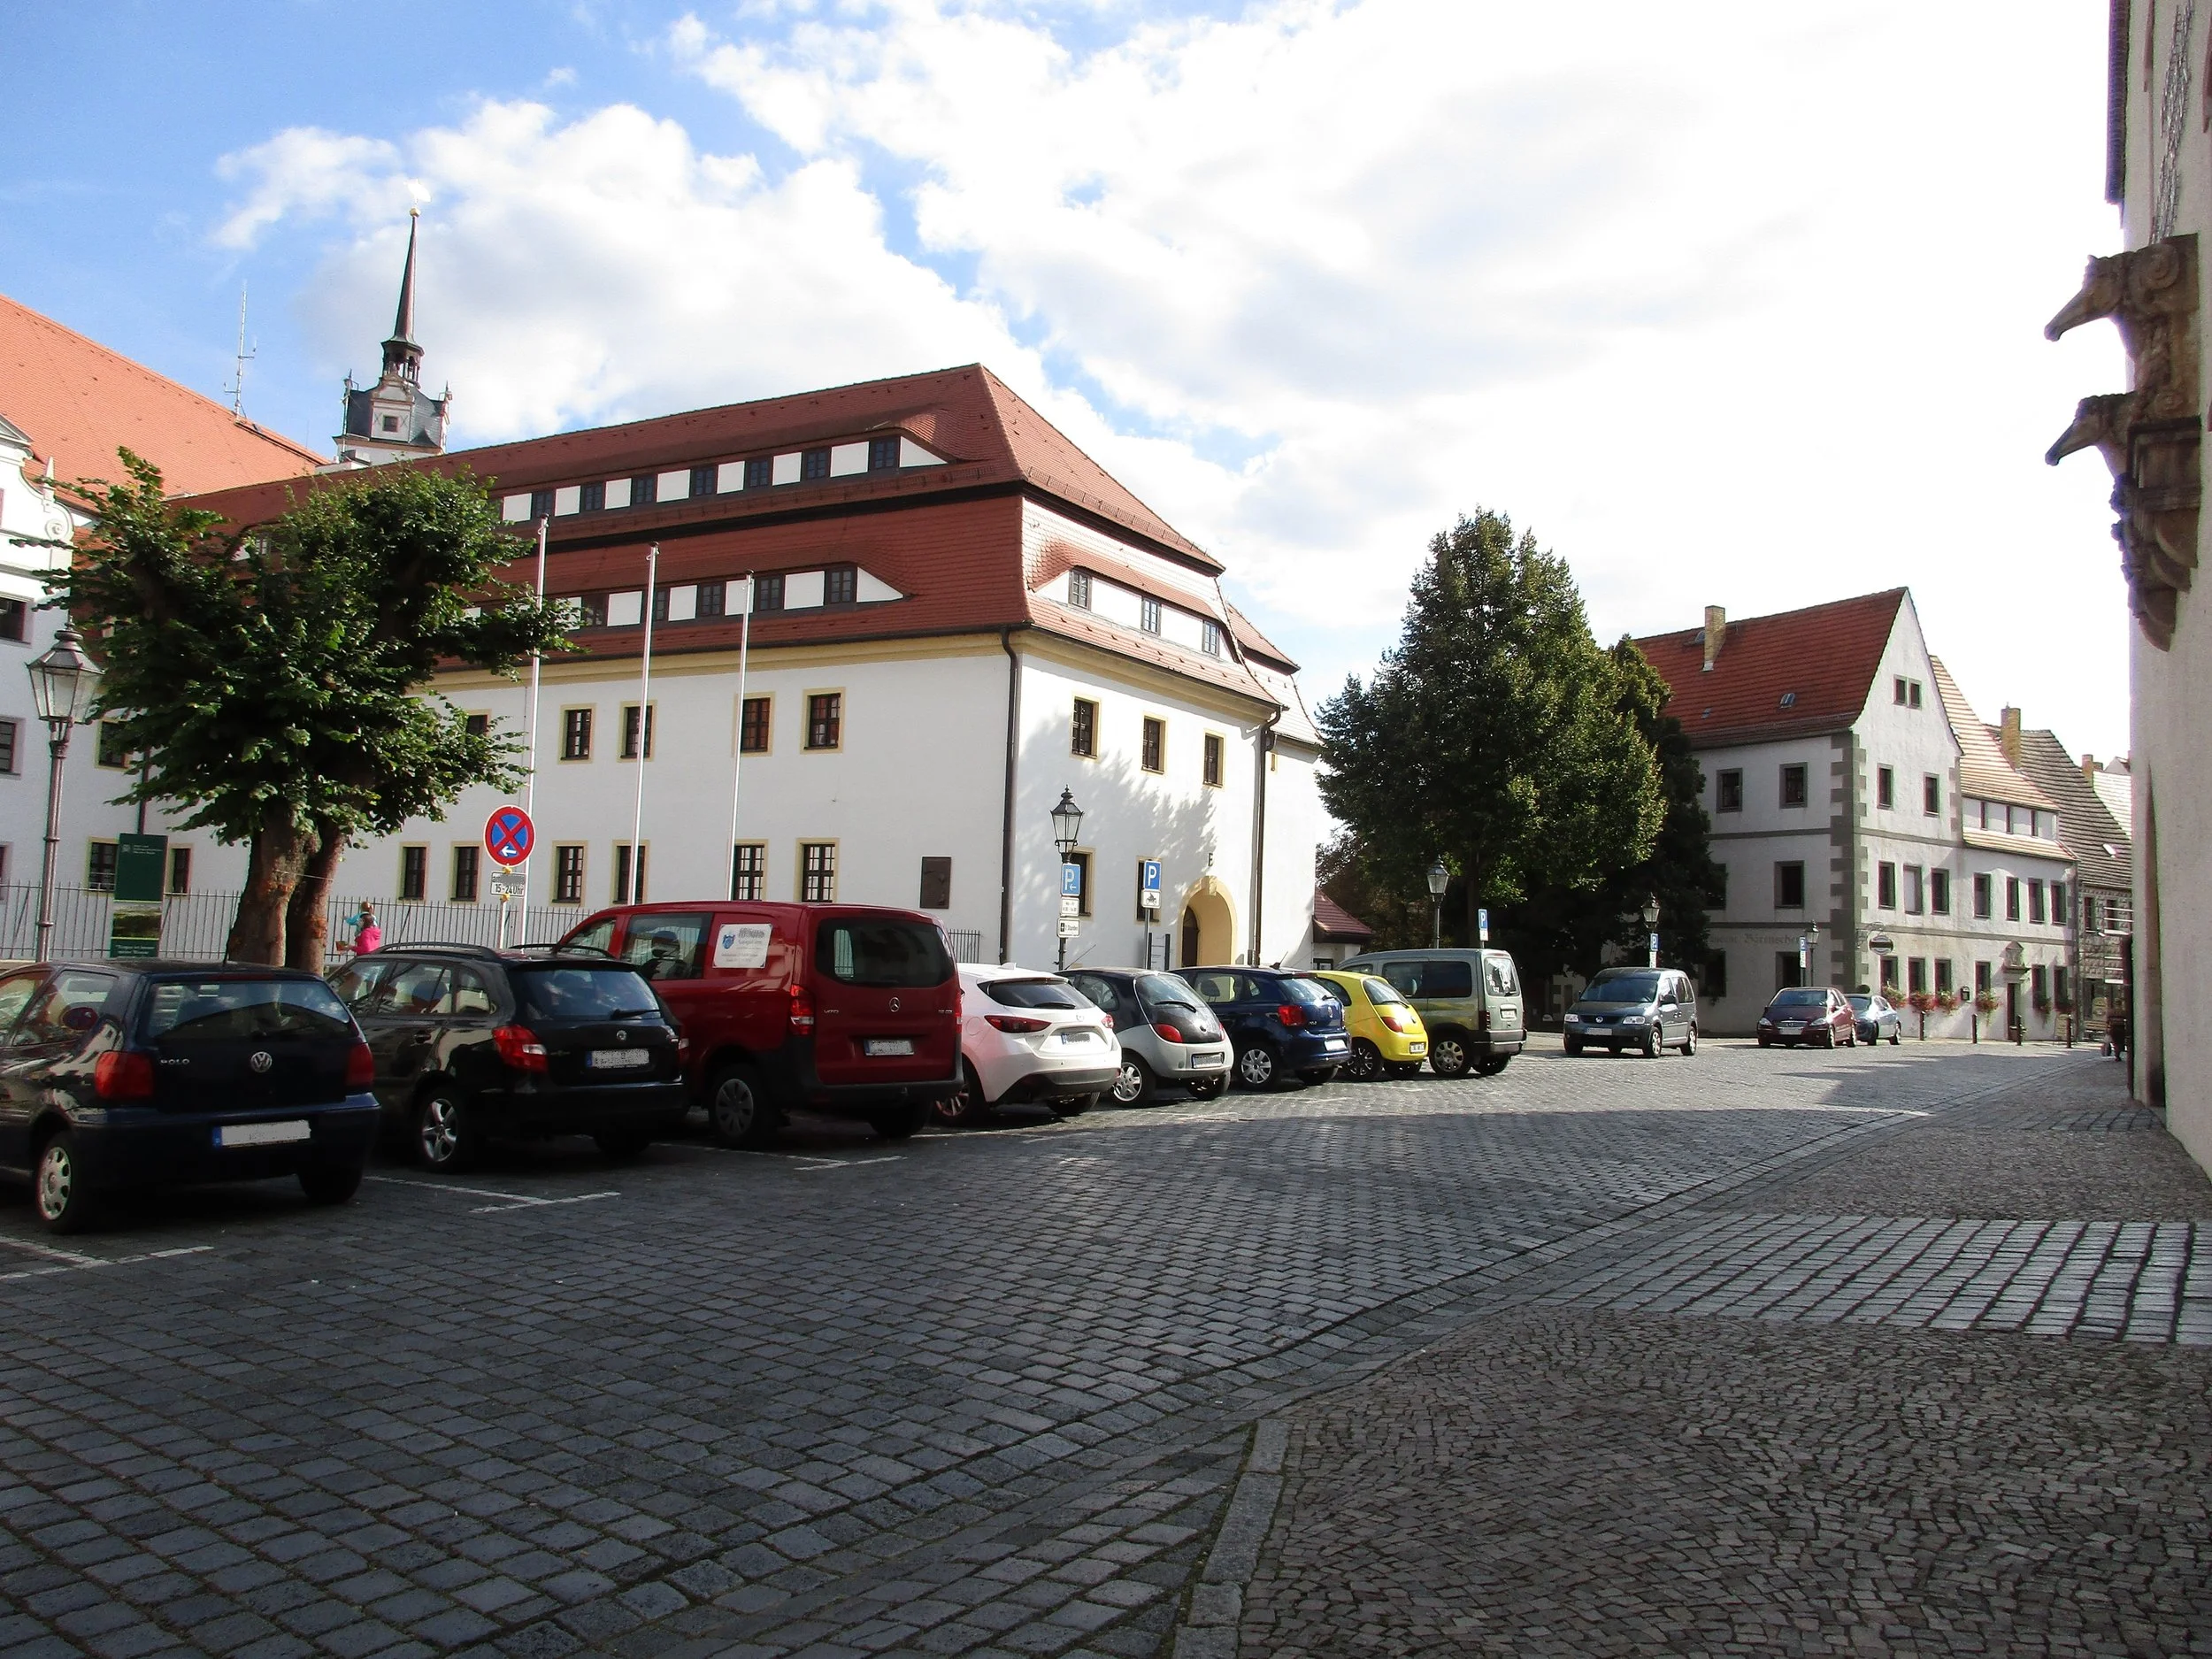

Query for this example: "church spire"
[380,207,423,382]
[325,209,449,469]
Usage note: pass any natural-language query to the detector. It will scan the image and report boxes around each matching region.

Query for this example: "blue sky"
[4,1,2135,755]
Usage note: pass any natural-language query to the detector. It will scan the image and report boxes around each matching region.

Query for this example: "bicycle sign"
[484,806,534,867]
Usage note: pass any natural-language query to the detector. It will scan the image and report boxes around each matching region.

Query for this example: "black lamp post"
[1050,788,1084,971]
[1641,893,1660,970]
[27,627,99,962]
[1426,858,1449,949]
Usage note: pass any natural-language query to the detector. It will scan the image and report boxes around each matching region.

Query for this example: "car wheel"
[1563,1035,1584,1056]
[594,1127,654,1161]
[1642,1027,1663,1059]
[1757,1035,1770,1048]
[1890,1028,1901,1046]
[869,1102,930,1140]
[1049,1094,1096,1118]
[413,1087,481,1171]
[1679,1025,1697,1057]
[1187,1073,1229,1100]
[1344,1038,1385,1082]
[298,1162,365,1205]
[708,1064,779,1149]
[934,1061,990,1126]
[33,1131,95,1235]
[1429,1034,1472,1079]
[1110,1056,1157,1106]
[1235,1044,1280,1089]
[1475,1055,1511,1076]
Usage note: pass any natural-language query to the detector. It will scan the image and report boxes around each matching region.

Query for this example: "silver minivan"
[1563,967,1699,1057]
[1336,948,1526,1077]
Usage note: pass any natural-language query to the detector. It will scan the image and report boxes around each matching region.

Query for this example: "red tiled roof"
[1632,590,1906,746]
[0,293,325,495]
[1223,601,1297,672]
[1313,891,1373,941]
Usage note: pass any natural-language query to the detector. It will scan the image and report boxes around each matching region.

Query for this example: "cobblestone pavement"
[0,1041,2161,1659]
[1235,1055,2212,1658]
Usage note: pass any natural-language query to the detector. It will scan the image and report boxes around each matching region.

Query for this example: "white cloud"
[217,0,2133,751]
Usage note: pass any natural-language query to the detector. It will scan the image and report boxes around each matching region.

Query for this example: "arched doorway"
[1177,879,1236,967]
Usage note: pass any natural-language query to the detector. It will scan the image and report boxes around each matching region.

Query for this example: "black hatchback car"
[0,960,380,1233]
[328,944,685,1171]
[1181,966,1350,1089]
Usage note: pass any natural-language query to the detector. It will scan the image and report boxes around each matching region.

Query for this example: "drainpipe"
[1248,706,1281,966]
[998,629,1022,964]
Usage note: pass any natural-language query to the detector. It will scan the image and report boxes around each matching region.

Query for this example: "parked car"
[1064,969,1232,1104]
[941,963,1119,1122]
[1336,949,1525,1077]
[1756,987,1859,1048]
[557,902,962,1148]
[1182,967,1349,1089]
[330,943,685,1170]
[1310,971,1429,1080]
[1563,968,1699,1058]
[0,961,379,1233]
[1848,993,1904,1046]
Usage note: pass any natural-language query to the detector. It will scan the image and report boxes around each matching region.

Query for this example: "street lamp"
[1050,788,1084,970]
[1426,858,1449,949]
[27,627,99,962]
[1641,893,1660,970]
[1798,920,1822,986]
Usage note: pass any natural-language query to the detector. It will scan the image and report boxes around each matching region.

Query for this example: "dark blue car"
[0,961,380,1233]
[1182,967,1350,1089]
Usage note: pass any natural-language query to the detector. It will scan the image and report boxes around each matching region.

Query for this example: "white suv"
[940,963,1121,1123]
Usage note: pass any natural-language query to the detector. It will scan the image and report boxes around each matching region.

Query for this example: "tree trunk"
[285,824,346,972]
[226,813,311,964]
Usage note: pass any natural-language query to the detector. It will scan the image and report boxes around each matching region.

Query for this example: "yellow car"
[1312,971,1429,1081]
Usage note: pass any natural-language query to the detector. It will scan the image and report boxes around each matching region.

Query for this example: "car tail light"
[1278,1003,1305,1027]
[789,984,816,1033]
[1480,1009,1492,1032]
[94,1050,155,1102]
[492,1025,549,1072]
[985,1014,1049,1034]
[1152,1020,1186,1043]
[1377,1010,1405,1033]
[344,1041,375,1090]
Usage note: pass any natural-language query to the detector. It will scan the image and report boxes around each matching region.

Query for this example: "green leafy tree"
[1317,510,1663,945]
[1498,638,1721,983]
[56,453,572,966]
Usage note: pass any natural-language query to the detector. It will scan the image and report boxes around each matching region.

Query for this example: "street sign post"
[484,806,534,867]
[1060,895,1080,918]
[1140,861,1162,911]
[1478,906,1489,944]
[1061,863,1082,897]
[488,870,527,898]
[1057,917,1079,939]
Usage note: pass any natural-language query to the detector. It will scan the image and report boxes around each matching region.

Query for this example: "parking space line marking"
[365,1175,619,1210]
[796,1156,902,1171]
[0,1243,211,1284]
[468,1192,618,1214]
[675,1146,905,1170]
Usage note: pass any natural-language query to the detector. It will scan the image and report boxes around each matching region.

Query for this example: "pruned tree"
[1317,510,1663,947]
[56,453,572,966]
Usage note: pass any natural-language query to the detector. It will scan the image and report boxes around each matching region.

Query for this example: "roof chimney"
[1701,605,1725,672]
[1999,706,2022,765]
[2082,751,2099,785]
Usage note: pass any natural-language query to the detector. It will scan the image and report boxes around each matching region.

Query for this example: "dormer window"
[380,415,400,434]
[630,475,657,507]
[1068,571,1093,610]
[756,574,785,611]
[690,465,717,498]
[744,457,772,489]
[868,435,900,471]
[529,488,555,519]
[579,480,605,512]
[801,448,831,481]
[824,565,857,606]
[1141,596,1162,635]
[1202,619,1223,657]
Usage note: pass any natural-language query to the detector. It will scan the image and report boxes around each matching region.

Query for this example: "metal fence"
[0,885,996,967]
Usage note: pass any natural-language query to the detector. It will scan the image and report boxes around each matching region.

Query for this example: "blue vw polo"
[1181,966,1349,1089]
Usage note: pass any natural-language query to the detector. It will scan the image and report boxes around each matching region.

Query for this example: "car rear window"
[511,965,663,1022]
[1381,960,1475,999]
[819,920,952,987]
[1134,973,1204,1014]
[981,976,1084,1010]
[1363,977,1409,1007]
[1485,956,1520,996]
[142,978,354,1041]
[1280,977,1335,1006]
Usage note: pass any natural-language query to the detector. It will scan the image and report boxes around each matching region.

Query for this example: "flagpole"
[627,545,657,902]
[727,573,755,898]
[518,515,548,934]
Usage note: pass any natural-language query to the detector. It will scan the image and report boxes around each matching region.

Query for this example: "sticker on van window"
[714,923,772,969]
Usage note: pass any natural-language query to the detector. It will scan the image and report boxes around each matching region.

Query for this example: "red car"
[559,902,963,1147]
[1755,987,1859,1048]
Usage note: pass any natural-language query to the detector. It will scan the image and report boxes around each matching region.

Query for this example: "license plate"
[589,1048,653,1070]
[1057,1030,1094,1045]
[1778,1023,1803,1034]
[864,1038,914,1056]
[1323,1037,1346,1051]
[217,1120,309,1148]
[1497,1010,1517,1026]
[1409,1042,1426,1054]
[1190,1051,1225,1067]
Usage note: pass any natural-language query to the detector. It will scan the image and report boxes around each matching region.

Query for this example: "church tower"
[327,209,450,468]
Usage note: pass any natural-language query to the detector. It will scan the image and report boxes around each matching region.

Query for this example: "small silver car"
[1064,969,1233,1104]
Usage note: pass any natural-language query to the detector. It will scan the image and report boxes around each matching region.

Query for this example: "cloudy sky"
[8,1,2131,754]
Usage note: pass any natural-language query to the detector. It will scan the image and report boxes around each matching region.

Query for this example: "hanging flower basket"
[1973,991,2001,1015]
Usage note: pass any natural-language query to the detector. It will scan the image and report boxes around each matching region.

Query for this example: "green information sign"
[111,833,167,958]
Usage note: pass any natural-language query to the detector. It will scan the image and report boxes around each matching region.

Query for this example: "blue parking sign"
[1141,861,1161,893]
[1062,862,1083,896]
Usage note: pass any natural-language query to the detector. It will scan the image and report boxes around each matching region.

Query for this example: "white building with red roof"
[182,355,1330,972]
[1636,591,2074,1037]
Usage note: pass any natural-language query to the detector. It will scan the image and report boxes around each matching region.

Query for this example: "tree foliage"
[1316,509,1664,947]
[56,453,572,964]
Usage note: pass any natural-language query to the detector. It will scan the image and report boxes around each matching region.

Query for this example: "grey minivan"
[1563,967,1698,1057]
[1336,949,1525,1077]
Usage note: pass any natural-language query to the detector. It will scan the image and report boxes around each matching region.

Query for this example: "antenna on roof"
[227,283,256,419]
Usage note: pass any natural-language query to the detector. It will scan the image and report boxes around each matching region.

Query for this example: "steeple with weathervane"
[326,208,450,468]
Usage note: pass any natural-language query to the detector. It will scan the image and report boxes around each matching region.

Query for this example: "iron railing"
[946,929,985,964]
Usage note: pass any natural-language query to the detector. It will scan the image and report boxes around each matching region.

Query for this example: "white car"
[940,963,1121,1124]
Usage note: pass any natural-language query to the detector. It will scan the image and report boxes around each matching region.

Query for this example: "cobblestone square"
[1,1042,2200,1658]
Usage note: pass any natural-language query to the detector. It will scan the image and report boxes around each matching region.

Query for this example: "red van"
[558,902,962,1147]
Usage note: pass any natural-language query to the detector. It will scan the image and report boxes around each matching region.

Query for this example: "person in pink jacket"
[349,902,382,956]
